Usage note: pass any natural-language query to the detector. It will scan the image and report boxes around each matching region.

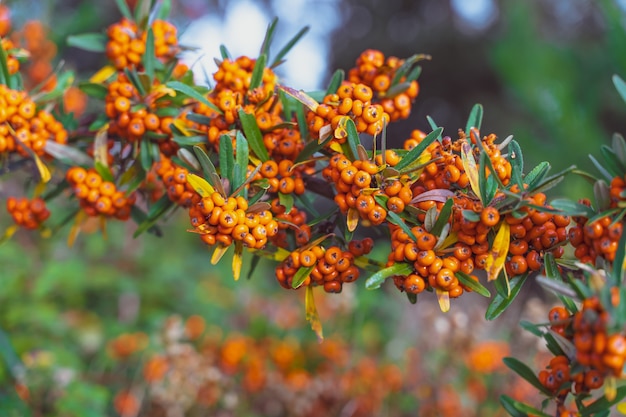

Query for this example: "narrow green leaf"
[456,271,490,297]
[94,161,115,183]
[193,145,219,188]
[426,115,441,136]
[579,386,626,416]
[235,130,249,187]
[509,139,524,189]
[325,69,344,96]
[387,210,418,242]
[395,127,442,171]
[270,26,310,68]
[131,206,164,238]
[238,108,269,162]
[465,104,483,134]
[219,44,231,60]
[365,263,413,290]
[166,81,222,114]
[143,28,156,82]
[259,17,278,58]
[549,198,596,217]
[479,151,490,205]
[249,54,267,91]
[219,135,234,185]
[78,81,108,99]
[406,292,418,304]
[462,209,481,222]
[613,74,626,105]
[156,0,172,19]
[405,65,422,83]
[185,112,214,125]
[124,67,147,96]
[246,254,261,280]
[589,154,615,183]
[430,198,453,237]
[524,161,550,188]
[140,138,153,171]
[172,135,207,146]
[519,320,544,337]
[485,274,527,320]
[384,81,412,99]
[0,37,12,86]
[500,395,552,417]
[292,265,314,289]
[345,118,360,161]
[67,33,107,52]
[147,194,173,219]
[294,137,329,164]
[613,221,626,285]
[601,143,626,175]
[528,165,575,194]
[390,53,429,86]
[503,357,553,396]
[278,192,294,214]
[114,0,133,20]
[613,133,626,167]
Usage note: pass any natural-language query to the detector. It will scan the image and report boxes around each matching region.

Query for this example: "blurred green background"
[2,0,626,416]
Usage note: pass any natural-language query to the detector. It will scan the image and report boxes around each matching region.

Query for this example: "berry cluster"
[153,157,200,208]
[66,167,135,219]
[6,196,50,229]
[106,18,178,70]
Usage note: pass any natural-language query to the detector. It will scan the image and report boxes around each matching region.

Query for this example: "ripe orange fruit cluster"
[269,202,311,247]
[66,167,135,219]
[213,56,278,98]
[105,73,177,152]
[153,157,200,208]
[106,18,178,70]
[569,211,622,263]
[275,240,372,293]
[189,192,278,249]
[347,49,420,121]
[0,85,67,156]
[11,20,58,90]
[254,159,306,195]
[6,196,50,229]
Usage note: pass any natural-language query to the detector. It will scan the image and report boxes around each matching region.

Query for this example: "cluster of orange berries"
[276,239,372,293]
[153,157,200,208]
[189,191,278,249]
[0,85,67,156]
[569,210,622,264]
[347,49,420,121]
[106,18,178,70]
[307,82,391,140]
[540,294,626,404]
[213,55,278,97]
[389,225,476,298]
[6,196,50,229]
[11,20,58,90]
[255,158,306,196]
[66,166,135,219]
[105,73,177,152]
[323,152,410,227]
[269,202,311,247]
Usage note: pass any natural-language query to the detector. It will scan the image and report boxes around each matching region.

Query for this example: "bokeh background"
[2,0,626,416]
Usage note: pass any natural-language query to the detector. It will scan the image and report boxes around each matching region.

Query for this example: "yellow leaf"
[32,152,51,183]
[94,125,110,168]
[39,227,52,239]
[329,141,343,153]
[616,401,626,415]
[232,241,243,281]
[186,173,215,197]
[172,119,192,136]
[0,224,19,244]
[605,376,617,402]
[485,222,510,281]
[436,230,458,251]
[211,244,230,265]
[277,85,319,112]
[461,141,480,202]
[67,211,87,248]
[305,286,324,342]
[436,289,450,312]
[33,181,47,198]
[347,207,359,232]
[151,84,176,98]
[89,65,116,83]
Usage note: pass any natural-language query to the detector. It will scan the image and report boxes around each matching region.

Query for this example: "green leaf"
[156,0,172,19]
[406,65,422,83]
[192,145,220,189]
[384,81,412,99]
[430,198,453,237]
[131,206,163,237]
[528,165,575,194]
[479,151,490,205]
[270,25,310,68]
[219,44,231,60]
[406,292,418,304]
[124,67,147,96]
[67,32,107,52]
[390,53,429,86]
[613,74,626,105]
[140,138,153,171]
[465,104,483,134]
[462,209,481,222]
[426,115,441,136]
[503,357,553,397]
[172,135,207,146]
[612,222,626,285]
[235,130,249,189]
[325,69,344,96]
[601,144,626,177]
[143,28,156,82]
[519,320,544,337]
[395,127,442,171]
[94,161,115,183]
[294,136,329,164]
[524,161,550,188]
[549,198,596,217]
[238,108,269,162]
[78,81,108,99]
[292,265,314,289]
[365,263,413,290]
[219,135,234,184]
[612,133,626,167]
[500,395,551,417]
[345,118,360,161]
[509,139,524,189]
[278,192,294,214]
[485,274,527,320]
[579,385,626,416]
[249,54,267,91]
[456,271,490,297]
[259,17,278,58]
[0,37,12,87]
[589,154,615,183]
[166,81,222,114]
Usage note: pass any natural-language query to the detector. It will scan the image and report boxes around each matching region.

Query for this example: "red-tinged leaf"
[305,286,323,342]
[436,289,450,312]
[410,189,454,204]
[485,221,510,281]
[365,262,413,290]
[277,85,319,112]
[461,140,480,202]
